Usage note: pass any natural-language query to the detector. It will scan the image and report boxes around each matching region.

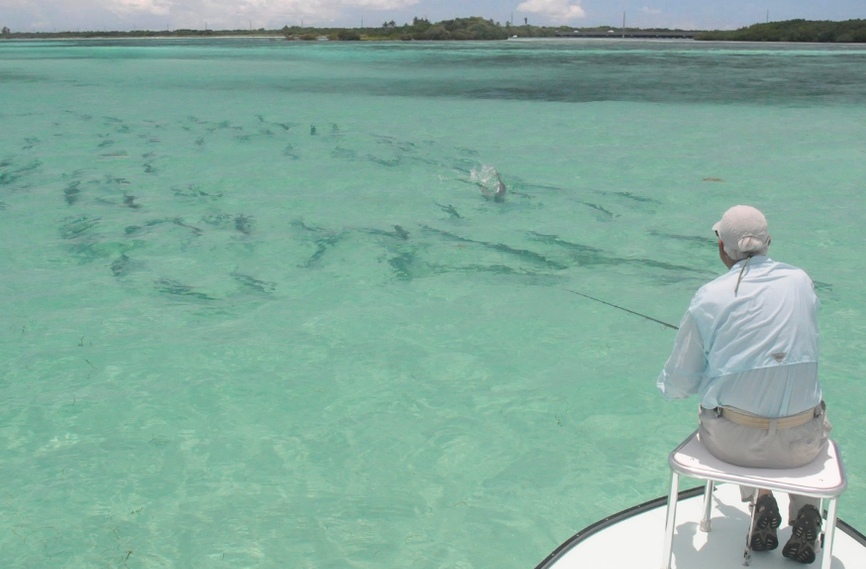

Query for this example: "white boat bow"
[536,483,866,569]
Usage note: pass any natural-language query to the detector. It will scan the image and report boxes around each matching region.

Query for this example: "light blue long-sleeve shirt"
[657,256,822,418]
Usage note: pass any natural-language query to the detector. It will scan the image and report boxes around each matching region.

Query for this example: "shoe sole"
[750,495,782,551]
[782,536,817,564]
[754,496,782,530]
[750,527,779,551]
[792,516,821,542]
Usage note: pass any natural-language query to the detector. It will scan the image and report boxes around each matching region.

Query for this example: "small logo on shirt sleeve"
[772,352,787,363]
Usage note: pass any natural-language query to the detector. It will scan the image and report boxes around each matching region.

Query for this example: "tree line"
[281,18,690,41]
[284,17,512,41]
[2,18,865,42]
[696,19,866,42]
[0,17,674,41]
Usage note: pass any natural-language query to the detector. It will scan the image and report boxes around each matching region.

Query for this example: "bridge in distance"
[555,30,698,39]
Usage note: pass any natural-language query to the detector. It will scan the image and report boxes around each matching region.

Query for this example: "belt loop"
[768,419,778,436]
[714,407,722,418]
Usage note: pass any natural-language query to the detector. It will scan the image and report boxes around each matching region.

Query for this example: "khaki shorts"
[698,403,831,469]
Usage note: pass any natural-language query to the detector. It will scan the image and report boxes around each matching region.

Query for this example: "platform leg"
[700,480,714,532]
[661,471,679,569]
[819,498,838,569]
[743,493,757,566]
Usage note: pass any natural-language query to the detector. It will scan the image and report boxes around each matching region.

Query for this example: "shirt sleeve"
[657,310,706,400]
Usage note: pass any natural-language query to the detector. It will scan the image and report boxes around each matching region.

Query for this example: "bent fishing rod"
[563,288,679,330]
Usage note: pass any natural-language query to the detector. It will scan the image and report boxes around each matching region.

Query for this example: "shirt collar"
[730,255,770,271]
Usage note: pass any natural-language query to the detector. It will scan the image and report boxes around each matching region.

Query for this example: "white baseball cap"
[712,205,770,261]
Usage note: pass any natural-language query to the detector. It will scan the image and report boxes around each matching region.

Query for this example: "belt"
[718,406,817,430]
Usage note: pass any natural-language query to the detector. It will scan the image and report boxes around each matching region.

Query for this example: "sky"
[0,0,864,33]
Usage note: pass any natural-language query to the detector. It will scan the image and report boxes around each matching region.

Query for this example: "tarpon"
[436,203,462,219]
[473,166,507,202]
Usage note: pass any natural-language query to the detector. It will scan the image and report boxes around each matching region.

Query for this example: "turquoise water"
[2,38,866,568]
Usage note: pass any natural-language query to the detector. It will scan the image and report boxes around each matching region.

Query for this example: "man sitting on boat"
[656,205,832,564]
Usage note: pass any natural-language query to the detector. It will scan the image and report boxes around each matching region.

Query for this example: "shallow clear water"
[2,38,866,569]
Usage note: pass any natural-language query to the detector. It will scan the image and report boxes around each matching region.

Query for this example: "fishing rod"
[563,288,679,330]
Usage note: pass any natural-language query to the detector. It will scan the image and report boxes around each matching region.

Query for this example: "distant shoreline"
[1,35,284,40]
[1,32,286,40]
[2,18,864,43]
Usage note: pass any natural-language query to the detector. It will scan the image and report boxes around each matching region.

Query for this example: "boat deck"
[537,483,866,569]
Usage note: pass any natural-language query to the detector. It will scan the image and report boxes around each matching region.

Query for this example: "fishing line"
[563,288,679,330]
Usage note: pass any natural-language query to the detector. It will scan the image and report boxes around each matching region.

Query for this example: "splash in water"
[470,164,506,202]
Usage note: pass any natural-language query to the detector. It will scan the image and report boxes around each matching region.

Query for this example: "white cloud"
[111,0,171,16]
[348,0,420,9]
[516,0,585,22]
[54,0,423,30]
[642,6,661,15]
